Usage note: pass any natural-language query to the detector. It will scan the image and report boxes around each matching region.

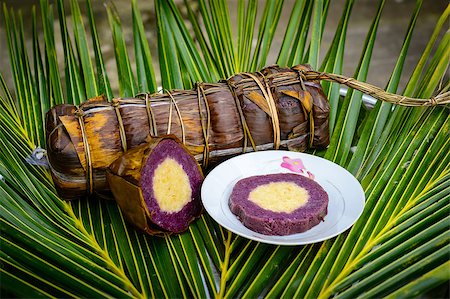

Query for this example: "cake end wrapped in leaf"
[107,135,203,235]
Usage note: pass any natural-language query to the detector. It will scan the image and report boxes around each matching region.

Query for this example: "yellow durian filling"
[248,182,309,213]
[152,158,192,213]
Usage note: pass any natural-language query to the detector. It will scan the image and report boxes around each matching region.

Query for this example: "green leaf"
[188,222,219,296]
[384,262,450,299]
[358,27,450,183]
[288,0,313,66]
[276,0,307,67]
[347,0,423,175]
[183,0,220,80]
[237,0,257,71]
[207,0,236,73]
[132,0,157,93]
[155,0,183,89]
[197,0,233,76]
[307,0,323,70]
[319,0,354,133]
[70,0,98,98]
[106,3,137,97]
[404,4,450,97]
[168,235,207,298]
[0,72,16,110]
[241,246,295,298]
[32,6,49,142]
[334,232,449,298]
[57,0,86,105]
[265,245,314,298]
[85,0,113,99]
[0,232,129,298]
[160,0,212,83]
[319,107,448,298]
[250,0,284,70]
[3,7,33,142]
[0,261,63,298]
[415,32,450,97]
[40,0,64,105]
[324,0,386,165]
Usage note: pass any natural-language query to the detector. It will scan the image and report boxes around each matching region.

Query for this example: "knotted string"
[196,83,211,168]
[226,79,257,154]
[165,90,186,145]
[112,98,128,152]
[241,71,281,150]
[297,68,449,106]
[296,70,315,148]
[74,107,94,195]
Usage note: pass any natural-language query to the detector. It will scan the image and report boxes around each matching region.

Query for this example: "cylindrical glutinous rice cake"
[107,135,203,235]
[229,173,328,235]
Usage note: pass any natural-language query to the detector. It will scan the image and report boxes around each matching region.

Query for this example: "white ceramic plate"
[201,151,365,245]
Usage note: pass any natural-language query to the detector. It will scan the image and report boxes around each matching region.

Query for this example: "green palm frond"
[1,0,449,298]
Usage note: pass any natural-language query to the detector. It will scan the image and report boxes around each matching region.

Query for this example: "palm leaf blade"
[132,0,157,93]
[85,0,113,99]
[384,261,450,299]
[70,0,98,98]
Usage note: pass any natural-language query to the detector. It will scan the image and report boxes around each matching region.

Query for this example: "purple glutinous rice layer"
[140,139,203,233]
[229,173,328,235]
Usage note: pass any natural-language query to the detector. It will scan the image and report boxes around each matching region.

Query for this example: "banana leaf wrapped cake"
[107,135,203,235]
[46,64,330,199]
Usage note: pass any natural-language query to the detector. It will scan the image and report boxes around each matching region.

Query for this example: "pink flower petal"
[282,156,291,163]
[280,156,315,179]
[281,162,296,172]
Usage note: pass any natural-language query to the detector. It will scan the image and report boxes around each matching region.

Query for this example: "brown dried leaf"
[246,91,271,116]
[281,90,300,100]
[301,90,313,113]
[281,90,313,113]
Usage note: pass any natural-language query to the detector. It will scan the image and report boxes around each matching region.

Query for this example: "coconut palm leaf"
[324,0,385,165]
[320,0,353,132]
[70,0,98,99]
[347,0,421,174]
[1,0,449,298]
[84,0,113,99]
[132,0,157,94]
[39,0,64,106]
[106,2,137,97]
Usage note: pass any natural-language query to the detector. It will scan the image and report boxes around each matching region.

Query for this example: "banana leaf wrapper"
[106,135,203,235]
[46,64,330,199]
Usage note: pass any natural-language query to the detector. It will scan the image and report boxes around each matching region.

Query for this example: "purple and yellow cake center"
[152,158,192,213]
[248,182,309,213]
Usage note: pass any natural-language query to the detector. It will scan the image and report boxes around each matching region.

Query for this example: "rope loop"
[430,97,438,106]
[111,98,120,107]
[74,105,93,196]
[291,68,316,147]
[300,69,450,107]
[165,90,186,144]
[293,68,308,91]
[196,82,212,168]
[75,107,85,118]
[225,78,256,153]
[144,93,158,136]
[244,72,281,150]
[112,98,128,152]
